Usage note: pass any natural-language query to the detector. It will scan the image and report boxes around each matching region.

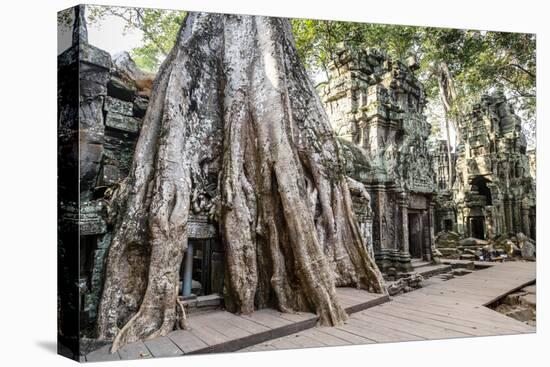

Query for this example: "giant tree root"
[96,13,385,352]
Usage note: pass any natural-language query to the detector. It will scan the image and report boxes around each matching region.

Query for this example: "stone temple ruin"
[320,46,536,267]
[431,139,457,233]
[454,92,536,239]
[59,9,536,341]
[432,92,536,260]
[322,47,437,274]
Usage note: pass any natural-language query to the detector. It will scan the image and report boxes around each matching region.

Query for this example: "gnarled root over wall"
[96,13,386,352]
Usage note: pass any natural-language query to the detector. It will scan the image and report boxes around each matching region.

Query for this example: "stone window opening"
[468,216,485,239]
[408,211,424,259]
[470,175,492,205]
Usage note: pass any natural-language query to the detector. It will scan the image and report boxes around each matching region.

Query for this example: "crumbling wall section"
[76,49,148,332]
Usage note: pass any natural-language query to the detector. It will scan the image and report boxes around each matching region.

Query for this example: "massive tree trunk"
[97,13,385,352]
[437,62,460,188]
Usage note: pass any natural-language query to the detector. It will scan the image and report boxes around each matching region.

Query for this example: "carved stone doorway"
[408,211,423,259]
[469,216,485,239]
[180,238,224,297]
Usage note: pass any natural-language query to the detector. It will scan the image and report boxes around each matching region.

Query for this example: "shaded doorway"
[180,238,224,297]
[471,176,492,205]
[469,216,485,239]
[408,212,423,259]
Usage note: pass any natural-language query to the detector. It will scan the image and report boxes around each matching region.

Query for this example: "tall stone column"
[504,199,513,234]
[494,201,503,234]
[485,207,497,239]
[374,184,386,253]
[512,198,522,233]
[521,202,531,238]
[395,192,412,272]
[421,210,431,261]
[456,205,466,234]
[182,241,194,297]
[428,201,436,260]
[72,4,88,46]
[398,193,409,254]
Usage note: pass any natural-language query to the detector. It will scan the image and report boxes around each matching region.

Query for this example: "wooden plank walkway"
[85,287,389,361]
[240,261,536,352]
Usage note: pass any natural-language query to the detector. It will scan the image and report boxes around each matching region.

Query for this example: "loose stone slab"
[80,43,111,70]
[104,95,134,116]
[108,76,137,101]
[105,111,141,133]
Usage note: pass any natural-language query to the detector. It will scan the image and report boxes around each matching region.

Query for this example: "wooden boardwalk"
[85,288,389,361]
[240,261,536,352]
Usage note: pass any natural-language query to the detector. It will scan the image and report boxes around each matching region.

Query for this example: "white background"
[0,0,547,366]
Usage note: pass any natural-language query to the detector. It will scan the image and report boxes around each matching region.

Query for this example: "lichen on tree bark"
[97,13,385,352]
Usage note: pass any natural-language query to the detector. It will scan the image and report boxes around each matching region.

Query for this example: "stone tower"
[431,139,457,233]
[323,47,437,273]
[452,91,536,240]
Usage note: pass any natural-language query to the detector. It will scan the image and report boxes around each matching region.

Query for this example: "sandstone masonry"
[322,47,438,273]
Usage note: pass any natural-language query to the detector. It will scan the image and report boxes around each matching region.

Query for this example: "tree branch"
[108,9,169,57]
[499,75,536,98]
[134,9,169,57]
[510,63,535,80]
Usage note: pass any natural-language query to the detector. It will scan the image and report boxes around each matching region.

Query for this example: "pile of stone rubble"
[435,231,536,262]
[386,273,424,296]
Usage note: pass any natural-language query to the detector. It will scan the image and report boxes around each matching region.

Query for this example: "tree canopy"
[85,7,536,147]
[87,6,186,71]
[96,13,385,351]
[290,19,535,147]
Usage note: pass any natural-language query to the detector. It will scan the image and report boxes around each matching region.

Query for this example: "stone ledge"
[105,112,141,134]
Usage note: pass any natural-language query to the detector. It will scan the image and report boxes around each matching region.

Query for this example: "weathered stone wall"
[58,8,160,330]
[323,47,437,273]
[73,44,224,332]
[58,5,126,350]
[58,7,83,355]
[74,49,147,331]
[431,139,457,233]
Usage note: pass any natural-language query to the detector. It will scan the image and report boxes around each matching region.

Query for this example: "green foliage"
[292,20,534,98]
[291,19,535,144]
[87,5,186,72]
[85,8,535,143]
[291,20,416,68]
